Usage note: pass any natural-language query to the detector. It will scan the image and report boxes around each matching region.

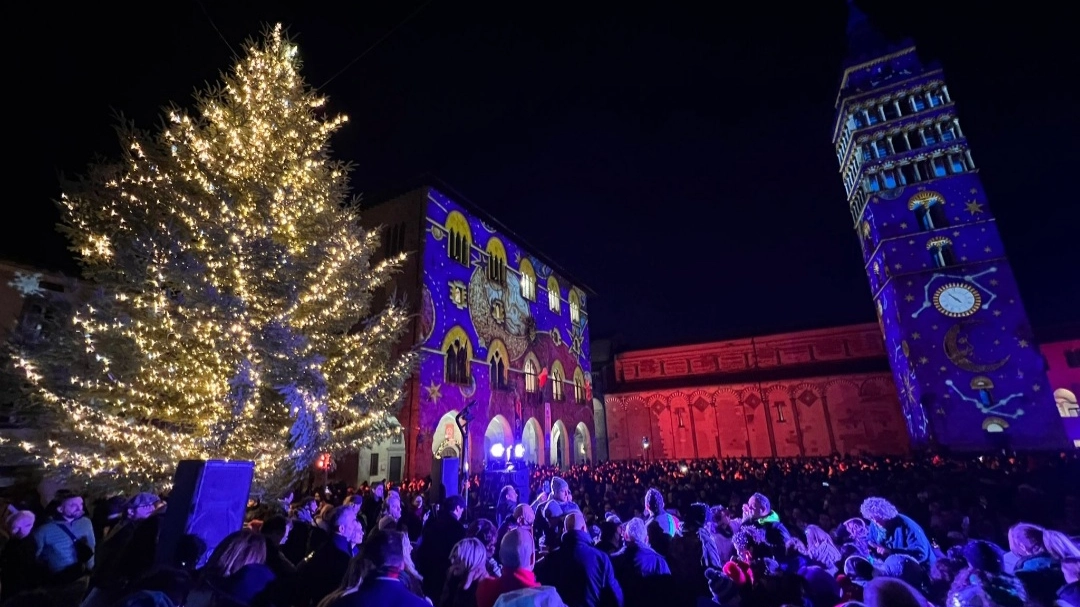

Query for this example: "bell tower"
[831,1,1066,450]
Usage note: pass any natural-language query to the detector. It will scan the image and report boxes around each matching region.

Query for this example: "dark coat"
[326,577,430,607]
[287,533,353,607]
[415,511,466,599]
[535,530,624,607]
[611,543,671,607]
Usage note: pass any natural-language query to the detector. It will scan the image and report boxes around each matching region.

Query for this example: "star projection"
[5,25,415,494]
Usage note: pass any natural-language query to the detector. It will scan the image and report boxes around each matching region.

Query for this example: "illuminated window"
[524,355,539,394]
[551,362,564,401]
[909,191,948,231]
[485,237,507,285]
[573,367,586,403]
[519,258,536,301]
[489,340,508,391]
[547,276,561,313]
[931,157,948,177]
[927,237,956,268]
[442,327,472,385]
[445,211,472,267]
[569,289,582,325]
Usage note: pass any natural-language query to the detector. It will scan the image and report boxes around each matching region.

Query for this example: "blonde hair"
[402,530,422,580]
[449,538,491,590]
[805,524,842,567]
[204,528,266,578]
[1008,522,1080,559]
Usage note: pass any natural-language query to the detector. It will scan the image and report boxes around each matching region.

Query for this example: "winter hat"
[126,492,160,510]
[550,477,569,495]
[705,568,741,606]
[844,555,875,584]
[962,540,1005,574]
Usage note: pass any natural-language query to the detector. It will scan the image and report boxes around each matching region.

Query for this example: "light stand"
[456,401,476,516]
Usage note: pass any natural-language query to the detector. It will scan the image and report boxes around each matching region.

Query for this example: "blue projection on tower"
[831,1,1066,450]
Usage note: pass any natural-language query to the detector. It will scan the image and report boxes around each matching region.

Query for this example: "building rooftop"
[364,175,597,297]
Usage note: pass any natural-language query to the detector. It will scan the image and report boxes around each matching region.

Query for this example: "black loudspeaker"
[481,469,531,506]
[430,457,460,504]
[156,460,254,568]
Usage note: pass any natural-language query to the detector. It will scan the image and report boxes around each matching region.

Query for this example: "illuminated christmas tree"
[8,25,415,494]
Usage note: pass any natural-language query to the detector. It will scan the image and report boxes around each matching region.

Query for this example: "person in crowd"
[536,477,580,553]
[701,568,741,607]
[530,480,552,515]
[596,519,623,556]
[440,537,492,607]
[804,524,842,574]
[288,503,365,606]
[669,503,722,604]
[1007,522,1079,606]
[1,510,38,602]
[610,518,670,607]
[840,518,872,559]
[283,496,321,564]
[185,528,275,607]
[82,492,160,607]
[477,528,561,607]
[1058,556,1079,607]
[739,492,790,558]
[401,495,425,542]
[416,494,467,599]
[323,529,429,607]
[377,493,403,532]
[860,496,935,567]
[362,484,385,531]
[496,486,519,528]
[945,539,1027,607]
[535,511,624,607]
[468,518,504,578]
[496,504,535,561]
[643,488,679,559]
[32,491,96,602]
[260,515,296,577]
[707,505,739,564]
[861,576,930,607]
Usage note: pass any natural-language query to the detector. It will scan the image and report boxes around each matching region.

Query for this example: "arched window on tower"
[927,237,957,268]
[524,356,539,394]
[547,276,561,314]
[551,364,564,401]
[489,340,509,391]
[573,367,586,403]
[445,211,472,267]
[519,258,536,301]
[443,327,472,385]
[909,191,949,231]
[486,237,507,285]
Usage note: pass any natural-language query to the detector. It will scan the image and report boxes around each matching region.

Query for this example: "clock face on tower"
[933,282,982,318]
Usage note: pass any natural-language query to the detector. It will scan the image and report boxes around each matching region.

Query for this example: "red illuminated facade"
[604,324,912,460]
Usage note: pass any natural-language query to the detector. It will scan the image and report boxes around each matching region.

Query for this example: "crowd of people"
[0,452,1076,607]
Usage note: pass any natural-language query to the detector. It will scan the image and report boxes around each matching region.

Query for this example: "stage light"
[513,443,525,458]
[679,464,689,474]
[490,443,505,458]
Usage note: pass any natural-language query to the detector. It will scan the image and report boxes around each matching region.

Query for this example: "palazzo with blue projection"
[354,186,596,483]
[833,2,1067,450]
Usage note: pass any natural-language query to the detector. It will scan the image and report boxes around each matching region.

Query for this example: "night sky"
[11,1,1078,349]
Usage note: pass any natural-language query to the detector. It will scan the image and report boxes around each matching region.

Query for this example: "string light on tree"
[6,25,415,495]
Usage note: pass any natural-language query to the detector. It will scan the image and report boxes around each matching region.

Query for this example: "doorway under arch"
[522,417,544,465]
[433,410,462,459]
[550,420,570,468]
[484,415,514,459]
[574,422,592,464]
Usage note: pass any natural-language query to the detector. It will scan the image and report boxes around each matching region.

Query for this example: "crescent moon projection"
[943,320,1010,373]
